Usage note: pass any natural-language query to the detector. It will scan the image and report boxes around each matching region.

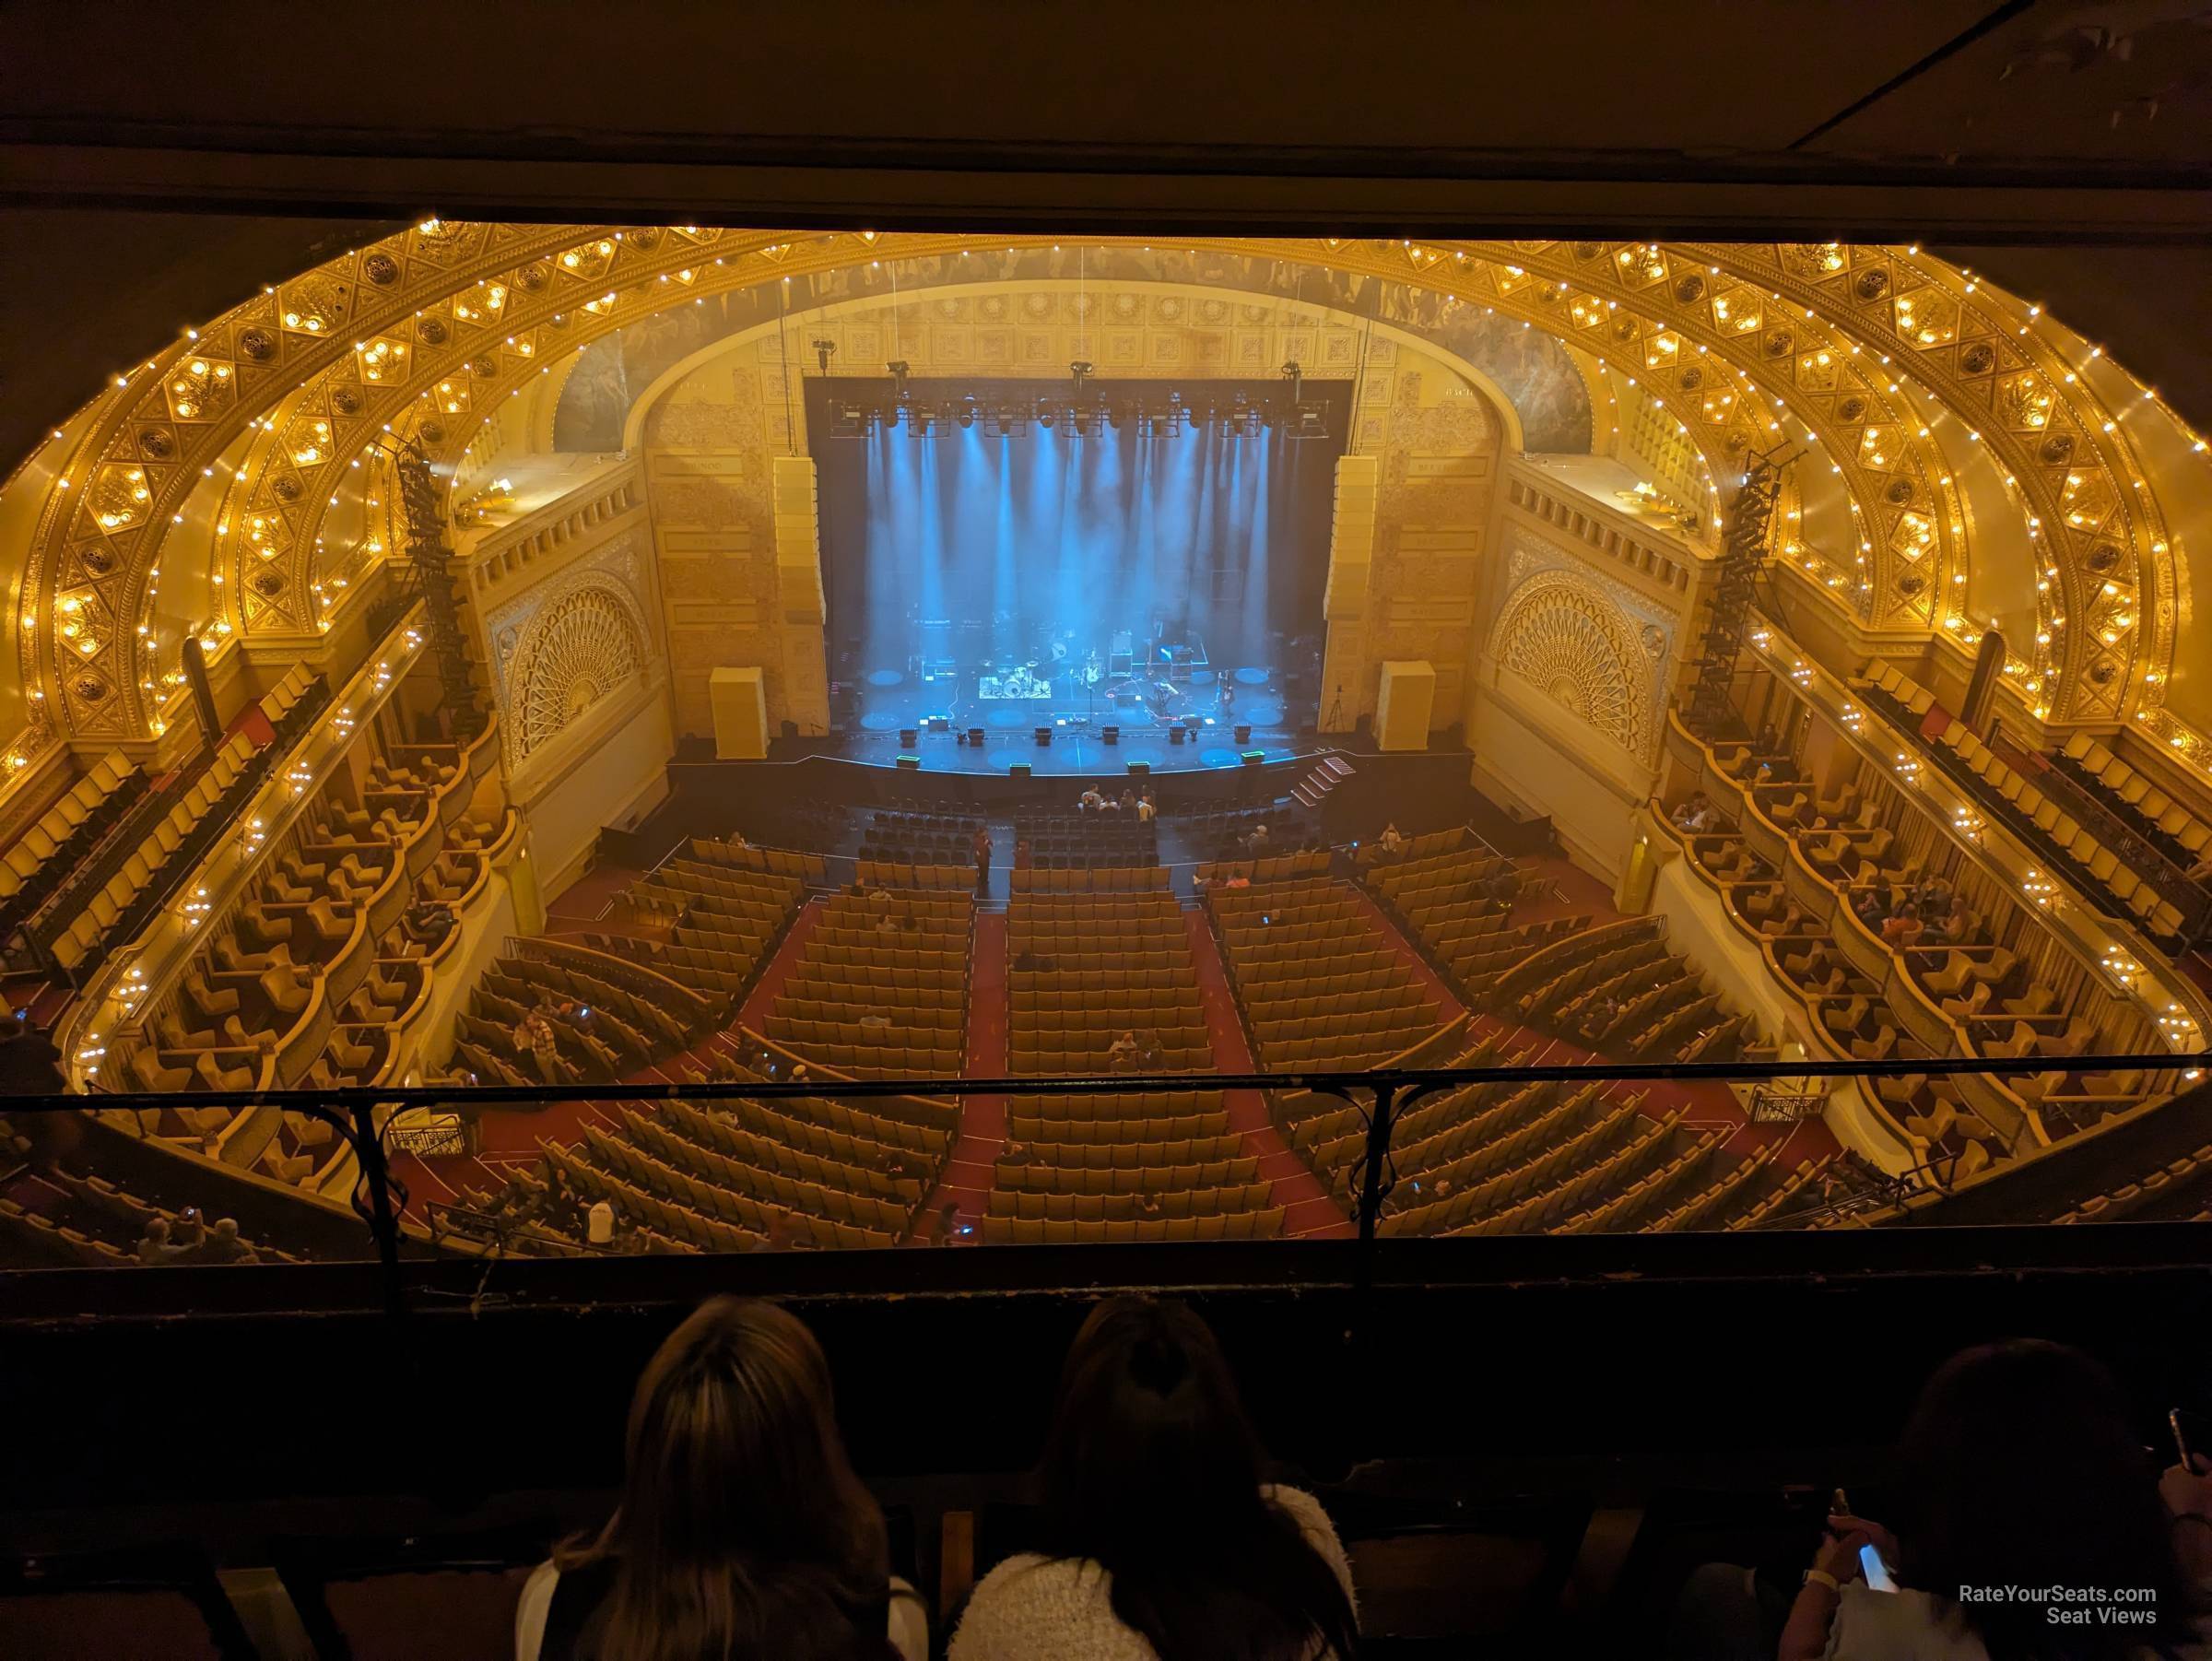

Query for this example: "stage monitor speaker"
[1233,724,1252,745]
[1169,725,1187,745]
[1034,726,1053,745]
[896,754,921,771]
[926,715,950,733]
[900,728,918,748]
[708,667,769,760]
[967,725,985,747]
[1375,660,1437,752]
[1009,762,1032,779]
[1241,750,1265,766]
[1101,724,1120,744]
[1127,761,1150,776]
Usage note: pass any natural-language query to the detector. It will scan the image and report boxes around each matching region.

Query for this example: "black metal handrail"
[21,1044,2206,1310]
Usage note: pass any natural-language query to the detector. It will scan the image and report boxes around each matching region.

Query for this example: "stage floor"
[841,663,1302,775]
[794,722,1307,776]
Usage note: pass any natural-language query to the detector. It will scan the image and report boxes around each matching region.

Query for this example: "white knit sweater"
[947,1486,1356,1661]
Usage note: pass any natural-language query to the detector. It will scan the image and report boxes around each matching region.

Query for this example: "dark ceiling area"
[3,0,2207,470]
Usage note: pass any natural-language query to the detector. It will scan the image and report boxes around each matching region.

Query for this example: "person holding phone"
[1674,1340,2210,1659]
[1775,1340,2209,1660]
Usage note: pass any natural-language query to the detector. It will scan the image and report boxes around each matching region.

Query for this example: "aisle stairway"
[1290,752,1356,811]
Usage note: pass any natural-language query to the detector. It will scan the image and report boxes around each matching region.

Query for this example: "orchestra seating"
[582,838,809,1002]
[986,1090,1285,1243]
[1380,1099,1730,1237]
[1194,849,1332,888]
[1206,875,1445,1068]
[1012,806,1158,870]
[1006,885,1212,1074]
[1273,1033,1829,1237]
[764,882,971,1078]
[1496,916,1759,1065]
[449,1074,953,1254]
[449,947,704,1086]
[857,807,985,866]
[1357,825,1562,995]
[1169,801,1314,862]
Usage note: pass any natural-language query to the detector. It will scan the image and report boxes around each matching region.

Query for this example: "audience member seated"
[948,1297,1358,1660]
[1669,1338,2212,1660]
[1670,793,1717,832]
[515,1297,927,1661]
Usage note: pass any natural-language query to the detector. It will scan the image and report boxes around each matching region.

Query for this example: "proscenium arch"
[208,238,1765,683]
[7,229,2199,760]
[346,239,1945,659]
[603,279,1556,462]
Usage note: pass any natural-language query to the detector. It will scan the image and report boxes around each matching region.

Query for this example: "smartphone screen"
[1861,1544,1899,1593]
[2172,1408,2209,1469]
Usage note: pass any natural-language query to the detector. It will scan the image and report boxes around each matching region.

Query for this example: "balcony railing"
[5,1046,2204,1307]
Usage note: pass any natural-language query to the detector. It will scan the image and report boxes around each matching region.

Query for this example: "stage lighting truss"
[818,380,1327,441]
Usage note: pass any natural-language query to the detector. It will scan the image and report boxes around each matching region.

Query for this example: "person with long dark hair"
[1677,1337,2211,1659]
[948,1296,1358,1660]
[515,1297,925,1661]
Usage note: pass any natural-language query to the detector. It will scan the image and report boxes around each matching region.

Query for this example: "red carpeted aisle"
[1346,886,1465,1021]
[735,900,822,1033]
[908,911,1006,1244]
[1183,909,1351,1238]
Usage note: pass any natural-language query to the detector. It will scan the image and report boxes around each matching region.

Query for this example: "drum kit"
[962,626,1248,724]
[978,662,1051,701]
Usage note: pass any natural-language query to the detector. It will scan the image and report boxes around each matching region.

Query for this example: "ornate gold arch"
[7,226,2196,769]
[505,581,647,764]
[1489,573,1653,760]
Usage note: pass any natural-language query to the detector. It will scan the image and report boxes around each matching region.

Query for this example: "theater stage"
[841,662,1299,776]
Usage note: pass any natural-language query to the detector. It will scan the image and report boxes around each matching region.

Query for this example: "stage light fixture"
[1288,402,1331,441]
[1036,401,1056,430]
[1070,359,1093,395]
[811,338,836,375]
[887,359,912,401]
[830,402,869,438]
[1282,359,1304,403]
[955,396,977,429]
